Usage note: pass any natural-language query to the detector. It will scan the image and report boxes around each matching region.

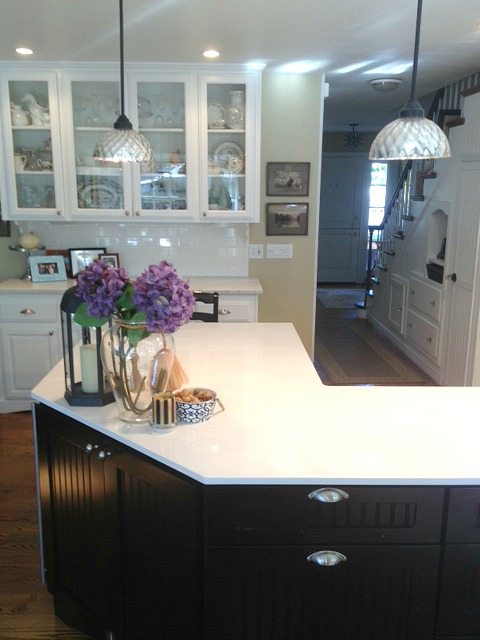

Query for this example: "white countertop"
[32,322,480,486]
[0,276,262,296]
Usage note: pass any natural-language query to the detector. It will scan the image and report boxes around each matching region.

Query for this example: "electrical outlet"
[267,244,293,259]
[248,244,264,259]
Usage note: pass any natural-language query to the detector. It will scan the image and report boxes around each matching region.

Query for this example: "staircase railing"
[358,160,413,311]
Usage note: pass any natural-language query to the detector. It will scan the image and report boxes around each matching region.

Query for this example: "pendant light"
[93,0,153,163]
[369,0,451,161]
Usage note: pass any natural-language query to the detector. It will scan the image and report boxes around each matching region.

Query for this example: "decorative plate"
[78,181,122,209]
[213,141,244,168]
[207,101,226,128]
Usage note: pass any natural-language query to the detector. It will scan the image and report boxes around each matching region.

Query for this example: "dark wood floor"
[0,410,91,639]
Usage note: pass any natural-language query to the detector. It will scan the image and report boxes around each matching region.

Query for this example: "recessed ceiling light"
[16,47,33,56]
[203,50,220,59]
[368,78,403,92]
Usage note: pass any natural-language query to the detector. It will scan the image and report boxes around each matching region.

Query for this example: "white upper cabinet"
[0,63,262,223]
[0,69,66,220]
[199,72,261,222]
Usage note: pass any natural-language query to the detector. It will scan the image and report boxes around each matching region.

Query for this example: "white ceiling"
[1,0,480,132]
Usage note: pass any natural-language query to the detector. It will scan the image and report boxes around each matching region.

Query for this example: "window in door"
[368,162,388,227]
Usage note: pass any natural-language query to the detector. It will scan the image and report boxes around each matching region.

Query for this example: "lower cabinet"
[34,404,480,639]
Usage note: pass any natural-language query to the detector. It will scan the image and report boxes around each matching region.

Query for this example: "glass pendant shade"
[93,116,153,164]
[369,115,451,160]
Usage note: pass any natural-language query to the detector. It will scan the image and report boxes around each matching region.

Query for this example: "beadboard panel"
[13,221,249,277]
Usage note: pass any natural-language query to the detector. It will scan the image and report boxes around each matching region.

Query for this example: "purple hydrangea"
[132,261,195,333]
[76,260,129,319]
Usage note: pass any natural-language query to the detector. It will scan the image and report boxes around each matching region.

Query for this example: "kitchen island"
[32,323,480,639]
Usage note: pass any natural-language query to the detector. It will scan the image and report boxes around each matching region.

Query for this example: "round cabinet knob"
[218,308,231,316]
[85,443,94,452]
[447,273,457,282]
[48,331,54,336]
[308,488,349,503]
[307,550,347,567]
[56,210,62,216]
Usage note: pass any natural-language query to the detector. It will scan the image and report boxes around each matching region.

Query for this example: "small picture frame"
[101,253,120,268]
[46,249,71,278]
[266,202,309,236]
[29,255,68,283]
[266,162,310,196]
[69,247,106,277]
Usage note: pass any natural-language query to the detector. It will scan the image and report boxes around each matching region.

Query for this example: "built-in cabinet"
[34,403,480,640]
[0,63,261,223]
[406,274,443,362]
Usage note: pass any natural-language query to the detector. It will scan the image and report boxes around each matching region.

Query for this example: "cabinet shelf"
[12,125,51,131]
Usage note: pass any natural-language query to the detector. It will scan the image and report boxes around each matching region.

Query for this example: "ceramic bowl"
[174,388,223,424]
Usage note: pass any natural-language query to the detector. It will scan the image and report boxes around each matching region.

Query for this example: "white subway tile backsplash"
[16,221,249,277]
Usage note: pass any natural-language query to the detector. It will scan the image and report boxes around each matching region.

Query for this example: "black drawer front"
[437,545,480,635]
[446,487,480,543]
[206,485,444,545]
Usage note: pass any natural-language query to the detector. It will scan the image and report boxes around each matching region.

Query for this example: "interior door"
[317,153,367,283]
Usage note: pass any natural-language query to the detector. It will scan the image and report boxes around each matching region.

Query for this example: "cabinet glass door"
[2,74,65,219]
[68,78,130,218]
[199,73,260,222]
[129,74,196,219]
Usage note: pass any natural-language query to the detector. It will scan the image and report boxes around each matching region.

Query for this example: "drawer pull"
[219,308,231,316]
[20,308,36,315]
[429,300,436,306]
[307,550,347,567]
[308,487,349,503]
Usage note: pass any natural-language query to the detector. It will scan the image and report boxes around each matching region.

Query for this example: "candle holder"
[9,244,46,281]
[60,286,114,406]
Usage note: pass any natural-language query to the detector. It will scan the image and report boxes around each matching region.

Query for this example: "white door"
[317,153,367,283]
[442,161,480,385]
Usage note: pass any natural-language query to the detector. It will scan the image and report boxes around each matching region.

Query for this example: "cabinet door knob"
[56,210,62,216]
[135,211,141,217]
[48,330,54,336]
[124,210,130,217]
[20,308,36,315]
[308,487,349,503]
[447,273,457,282]
[218,308,231,316]
[307,550,347,567]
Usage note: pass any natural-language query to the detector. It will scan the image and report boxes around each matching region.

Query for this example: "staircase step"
[371,277,380,285]
[402,215,415,221]
[445,117,465,129]
[392,232,404,239]
[421,172,437,179]
[411,195,425,201]
[384,249,396,256]
[377,264,388,271]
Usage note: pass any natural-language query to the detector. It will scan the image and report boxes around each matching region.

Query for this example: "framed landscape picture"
[266,162,310,196]
[266,202,309,236]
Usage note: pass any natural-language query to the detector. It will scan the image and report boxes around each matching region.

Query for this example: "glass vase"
[100,319,175,423]
[225,90,245,129]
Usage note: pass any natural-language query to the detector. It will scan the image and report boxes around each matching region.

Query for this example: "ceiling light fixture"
[344,123,363,151]
[16,47,33,56]
[93,0,153,164]
[368,78,402,93]
[203,49,220,59]
[369,0,451,161]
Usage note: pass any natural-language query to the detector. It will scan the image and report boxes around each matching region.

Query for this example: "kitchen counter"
[32,322,480,486]
[0,276,263,295]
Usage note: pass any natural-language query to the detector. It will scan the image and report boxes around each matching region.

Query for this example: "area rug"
[315,319,434,385]
[317,288,364,309]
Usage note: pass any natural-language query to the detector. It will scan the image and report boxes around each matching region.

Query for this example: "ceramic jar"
[225,90,246,129]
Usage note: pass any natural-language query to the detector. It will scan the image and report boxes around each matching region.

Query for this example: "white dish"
[78,181,122,209]
[213,141,244,168]
[207,101,225,128]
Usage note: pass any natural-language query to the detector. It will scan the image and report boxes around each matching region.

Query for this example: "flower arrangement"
[74,259,195,344]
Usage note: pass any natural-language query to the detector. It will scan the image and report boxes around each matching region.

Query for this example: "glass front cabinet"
[0,70,66,220]
[0,64,262,223]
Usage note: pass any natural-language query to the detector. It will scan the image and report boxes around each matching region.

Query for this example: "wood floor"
[0,410,91,639]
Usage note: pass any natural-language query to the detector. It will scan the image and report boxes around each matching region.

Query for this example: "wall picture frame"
[101,253,120,268]
[266,162,310,196]
[266,202,309,236]
[69,247,106,277]
[29,255,68,283]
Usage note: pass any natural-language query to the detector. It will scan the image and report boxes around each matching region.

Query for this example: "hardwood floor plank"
[0,410,92,640]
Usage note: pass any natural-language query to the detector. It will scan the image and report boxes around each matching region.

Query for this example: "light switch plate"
[248,244,264,259]
[267,244,293,259]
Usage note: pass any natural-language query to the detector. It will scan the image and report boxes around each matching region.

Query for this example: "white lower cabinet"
[0,291,63,411]
[405,275,442,363]
[219,294,258,322]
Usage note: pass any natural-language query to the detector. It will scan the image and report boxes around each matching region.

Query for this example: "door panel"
[318,154,367,283]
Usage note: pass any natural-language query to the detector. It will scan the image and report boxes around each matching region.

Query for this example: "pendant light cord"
[410,0,423,103]
[119,0,125,116]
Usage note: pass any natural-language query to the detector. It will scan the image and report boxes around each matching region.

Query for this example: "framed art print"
[101,253,120,268]
[29,255,68,283]
[266,162,310,196]
[69,247,106,277]
[266,202,309,236]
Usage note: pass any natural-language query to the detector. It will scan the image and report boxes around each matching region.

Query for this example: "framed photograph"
[101,253,120,268]
[46,249,71,277]
[266,162,310,196]
[0,202,10,237]
[266,202,309,236]
[29,255,68,283]
[69,247,106,277]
